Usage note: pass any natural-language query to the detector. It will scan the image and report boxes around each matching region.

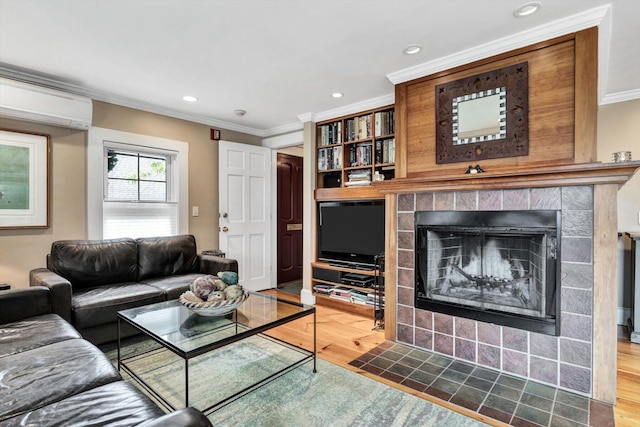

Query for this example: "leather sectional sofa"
[0,286,212,426]
[29,234,238,345]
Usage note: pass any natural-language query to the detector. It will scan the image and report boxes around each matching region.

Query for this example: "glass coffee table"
[117,290,316,413]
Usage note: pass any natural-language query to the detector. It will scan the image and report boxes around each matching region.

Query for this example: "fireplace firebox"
[415,210,561,336]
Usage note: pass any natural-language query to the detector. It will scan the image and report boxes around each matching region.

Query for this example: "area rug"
[104,335,488,426]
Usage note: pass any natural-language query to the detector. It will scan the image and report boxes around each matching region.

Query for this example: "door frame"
[264,131,305,290]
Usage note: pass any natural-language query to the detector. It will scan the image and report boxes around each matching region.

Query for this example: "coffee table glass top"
[118,290,314,357]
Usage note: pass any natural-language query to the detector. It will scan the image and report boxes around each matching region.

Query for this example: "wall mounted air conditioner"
[0,77,93,130]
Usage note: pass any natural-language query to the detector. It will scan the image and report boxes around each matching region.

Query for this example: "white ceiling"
[0,0,638,138]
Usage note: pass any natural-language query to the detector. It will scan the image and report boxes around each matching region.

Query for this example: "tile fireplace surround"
[374,162,640,404]
[396,186,593,396]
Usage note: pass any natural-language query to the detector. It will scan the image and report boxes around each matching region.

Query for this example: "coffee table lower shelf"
[118,332,315,414]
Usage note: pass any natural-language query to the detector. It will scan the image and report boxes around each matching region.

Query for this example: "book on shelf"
[346,169,371,187]
[345,115,372,141]
[374,110,395,137]
[366,292,385,306]
[313,284,335,295]
[375,138,395,164]
[329,286,353,301]
[349,143,372,167]
[349,289,369,305]
[348,170,371,180]
[345,180,371,187]
[317,146,343,171]
[317,121,342,146]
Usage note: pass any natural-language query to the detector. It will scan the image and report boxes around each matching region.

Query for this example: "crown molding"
[386,4,611,85]
[262,120,303,137]
[262,130,304,149]
[600,88,640,105]
[297,112,316,123]
[308,93,395,123]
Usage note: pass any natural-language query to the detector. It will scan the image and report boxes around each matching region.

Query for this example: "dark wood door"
[277,153,303,285]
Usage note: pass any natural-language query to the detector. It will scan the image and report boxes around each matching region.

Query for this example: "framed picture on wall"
[0,129,50,229]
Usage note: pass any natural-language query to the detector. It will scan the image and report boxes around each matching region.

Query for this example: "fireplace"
[415,210,560,336]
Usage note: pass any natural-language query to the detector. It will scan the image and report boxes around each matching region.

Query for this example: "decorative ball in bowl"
[179,272,248,317]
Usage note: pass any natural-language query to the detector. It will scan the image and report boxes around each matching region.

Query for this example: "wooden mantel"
[373,161,640,194]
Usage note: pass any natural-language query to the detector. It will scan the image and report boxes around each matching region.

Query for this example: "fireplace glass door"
[415,210,560,335]
[422,229,548,318]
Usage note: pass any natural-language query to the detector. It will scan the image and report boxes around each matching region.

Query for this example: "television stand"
[311,261,384,318]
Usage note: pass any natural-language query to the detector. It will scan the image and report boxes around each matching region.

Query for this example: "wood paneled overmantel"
[373,161,640,195]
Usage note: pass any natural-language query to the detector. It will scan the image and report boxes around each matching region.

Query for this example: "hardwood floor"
[616,329,640,427]
[263,289,640,427]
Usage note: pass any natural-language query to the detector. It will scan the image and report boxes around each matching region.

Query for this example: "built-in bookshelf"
[316,105,395,194]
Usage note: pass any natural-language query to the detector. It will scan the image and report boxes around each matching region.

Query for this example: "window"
[106,149,169,202]
[87,127,189,240]
[102,145,177,239]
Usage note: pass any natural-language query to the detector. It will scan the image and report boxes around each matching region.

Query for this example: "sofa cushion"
[138,235,199,281]
[2,380,164,427]
[72,283,165,329]
[142,273,204,300]
[0,313,81,358]
[0,339,121,421]
[49,238,138,289]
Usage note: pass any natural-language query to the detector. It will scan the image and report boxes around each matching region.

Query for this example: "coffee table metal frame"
[117,291,316,413]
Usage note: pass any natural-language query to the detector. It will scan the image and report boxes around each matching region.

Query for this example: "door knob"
[222,226,229,232]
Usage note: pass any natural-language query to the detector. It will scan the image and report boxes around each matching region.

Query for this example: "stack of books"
[345,170,371,187]
[329,286,352,301]
[313,284,334,295]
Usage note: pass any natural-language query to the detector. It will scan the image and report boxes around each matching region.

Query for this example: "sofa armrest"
[29,268,73,322]
[198,255,238,275]
[138,407,212,427]
[0,286,54,324]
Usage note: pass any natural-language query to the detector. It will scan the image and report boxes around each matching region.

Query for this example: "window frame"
[87,127,189,240]
[103,143,174,203]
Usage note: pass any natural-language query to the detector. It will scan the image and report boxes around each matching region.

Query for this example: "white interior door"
[219,141,272,291]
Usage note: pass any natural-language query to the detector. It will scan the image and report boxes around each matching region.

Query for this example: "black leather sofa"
[30,234,238,345]
[0,286,212,426]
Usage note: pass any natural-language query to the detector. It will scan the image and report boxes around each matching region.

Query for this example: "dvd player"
[341,273,375,287]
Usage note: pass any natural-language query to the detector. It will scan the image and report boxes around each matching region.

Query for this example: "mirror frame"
[435,62,529,164]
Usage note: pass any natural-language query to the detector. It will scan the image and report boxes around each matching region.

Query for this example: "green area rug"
[104,335,487,426]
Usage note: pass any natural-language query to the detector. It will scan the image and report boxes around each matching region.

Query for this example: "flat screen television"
[317,200,385,269]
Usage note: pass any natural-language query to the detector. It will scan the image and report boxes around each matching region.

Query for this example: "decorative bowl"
[179,290,249,317]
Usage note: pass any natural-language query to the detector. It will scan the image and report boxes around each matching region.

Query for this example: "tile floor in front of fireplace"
[349,341,613,427]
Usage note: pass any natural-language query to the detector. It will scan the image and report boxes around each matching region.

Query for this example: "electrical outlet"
[192,206,199,217]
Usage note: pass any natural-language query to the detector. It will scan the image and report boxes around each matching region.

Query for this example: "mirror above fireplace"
[435,62,529,164]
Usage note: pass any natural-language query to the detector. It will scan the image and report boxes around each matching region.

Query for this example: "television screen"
[318,200,385,268]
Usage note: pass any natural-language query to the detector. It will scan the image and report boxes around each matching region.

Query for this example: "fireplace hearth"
[415,210,560,335]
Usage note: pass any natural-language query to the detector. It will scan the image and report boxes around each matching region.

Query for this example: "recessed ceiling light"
[182,95,198,102]
[403,45,422,55]
[514,2,541,18]
[332,92,344,98]
[234,109,246,117]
